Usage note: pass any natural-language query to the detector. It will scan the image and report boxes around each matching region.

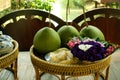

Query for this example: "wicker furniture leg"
[105,66,110,80]
[94,72,100,80]
[14,59,18,80]
[61,75,65,80]
[30,45,111,80]
[39,70,44,80]
[0,40,18,80]
[34,65,40,80]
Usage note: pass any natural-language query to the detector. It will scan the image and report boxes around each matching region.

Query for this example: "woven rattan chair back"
[0,9,65,51]
[72,8,120,45]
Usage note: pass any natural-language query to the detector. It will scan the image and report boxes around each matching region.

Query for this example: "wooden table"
[30,45,111,80]
[0,40,19,80]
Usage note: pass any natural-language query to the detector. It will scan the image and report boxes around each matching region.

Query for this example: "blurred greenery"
[0,0,55,18]
[59,0,94,9]
[0,0,120,18]
[106,2,120,8]
[58,0,95,20]
[11,0,55,11]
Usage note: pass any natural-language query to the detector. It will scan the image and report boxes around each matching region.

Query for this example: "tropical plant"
[11,0,55,11]
[0,0,55,18]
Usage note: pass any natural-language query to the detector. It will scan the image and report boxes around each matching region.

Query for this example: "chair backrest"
[0,9,65,51]
[72,8,120,45]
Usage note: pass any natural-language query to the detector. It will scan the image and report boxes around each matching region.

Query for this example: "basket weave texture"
[0,40,19,68]
[30,45,111,76]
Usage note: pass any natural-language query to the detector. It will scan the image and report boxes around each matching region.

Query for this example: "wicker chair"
[29,8,115,80]
[30,45,111,80]
[0,8,116,80]
[0,9,66,80]
[0,9,65,51]
[0,40,18,80]
[72,8,120,46]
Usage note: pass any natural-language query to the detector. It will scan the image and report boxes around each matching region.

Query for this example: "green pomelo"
[33,27,61,54]
[57,25,79,47]
[79,25,105,40]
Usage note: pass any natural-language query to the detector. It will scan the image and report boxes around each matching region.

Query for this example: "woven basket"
[0,40,19,68]
[30,45,111,76]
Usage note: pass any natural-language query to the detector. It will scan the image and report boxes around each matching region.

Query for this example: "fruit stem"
[82,6,88,27]
[48,10,51,28]
[66,0,70,26]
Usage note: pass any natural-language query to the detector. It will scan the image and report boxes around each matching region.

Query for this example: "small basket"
[0,40,19,68]
[30,45,111,77]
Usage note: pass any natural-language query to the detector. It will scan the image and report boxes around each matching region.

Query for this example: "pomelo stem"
[66,0,70,26]
[48,10,52,28]
[82,6,88,27]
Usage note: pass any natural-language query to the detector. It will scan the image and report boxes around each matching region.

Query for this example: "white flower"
[78,44,93,52]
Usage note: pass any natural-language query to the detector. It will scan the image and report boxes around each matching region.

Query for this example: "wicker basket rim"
[30,45,111,67]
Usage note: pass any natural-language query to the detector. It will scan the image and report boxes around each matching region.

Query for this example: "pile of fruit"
[33,25,106,64]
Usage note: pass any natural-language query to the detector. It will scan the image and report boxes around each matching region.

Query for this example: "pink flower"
[106,46,115,53]
[67,41,75,48]
[67,37,118,61]
[67,37,81,48]
[104,46,115,57]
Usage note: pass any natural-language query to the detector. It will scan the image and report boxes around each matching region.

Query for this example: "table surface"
[1,49,120,80]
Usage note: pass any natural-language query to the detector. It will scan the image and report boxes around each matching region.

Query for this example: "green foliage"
[11,0,55,11]
[59,0,94,9]
[106,2,120,8]
[0,8,11,18]
[0,0,55,18]
[21,0,55,11]
[73,0,94,9]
